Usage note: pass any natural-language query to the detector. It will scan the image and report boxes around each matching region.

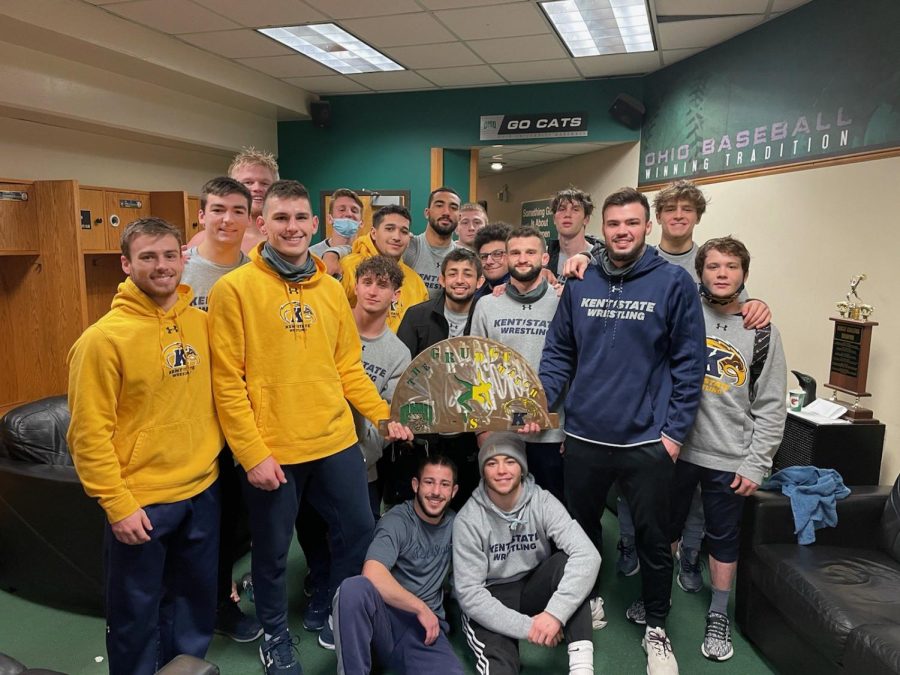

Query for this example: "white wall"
[481,148,900,485]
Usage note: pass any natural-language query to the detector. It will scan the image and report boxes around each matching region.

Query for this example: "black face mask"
[699,282,745,305]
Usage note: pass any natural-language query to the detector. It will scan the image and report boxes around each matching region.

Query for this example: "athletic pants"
[564,437,674,628]
[105,482,220,675]
[240,445,375,637]
[333,576,463,675]
[461,552,591,675]
[619,484,704,550]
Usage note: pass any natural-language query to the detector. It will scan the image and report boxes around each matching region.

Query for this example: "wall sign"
[480,112,588,141]
[638,0,900,187]
[520,198,557,241]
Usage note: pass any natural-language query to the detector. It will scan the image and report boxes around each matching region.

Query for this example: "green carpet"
[0,512,776,674]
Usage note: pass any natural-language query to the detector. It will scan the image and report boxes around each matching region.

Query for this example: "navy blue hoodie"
[539,246,706,447]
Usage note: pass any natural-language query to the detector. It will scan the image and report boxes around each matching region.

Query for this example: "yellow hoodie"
[66,278,223,524]
[340,234,428,332]
[208,246,389,471]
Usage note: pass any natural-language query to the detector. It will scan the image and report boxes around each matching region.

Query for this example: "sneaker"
[616,538,641,576]
[214,599,263,643]
[303,571,314,598]
[676,544,703,593]
[317,614,335,651]
[701,612,734,662]
[590,596,607,630]
[239,572,255,603]
[625,598,646,625]
[259,632,302,675]
[643,626,679,675]
[302,587,331,632]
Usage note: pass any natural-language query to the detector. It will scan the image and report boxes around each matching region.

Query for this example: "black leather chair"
[736,473,900,675]
[0,396,105,615]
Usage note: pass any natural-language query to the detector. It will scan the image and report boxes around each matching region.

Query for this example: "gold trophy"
[826,274,878,423]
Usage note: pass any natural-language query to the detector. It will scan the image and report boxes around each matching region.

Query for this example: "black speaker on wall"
[310,101,332,129]
[609,94,645,130]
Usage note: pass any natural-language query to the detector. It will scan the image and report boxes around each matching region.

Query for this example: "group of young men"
[65,145,787,675]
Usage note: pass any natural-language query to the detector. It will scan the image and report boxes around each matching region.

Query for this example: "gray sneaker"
[701,612,734,662]
[676,543,703,593]
[643,626,679,675]
[625,598,646,625]
[617,538,641,576]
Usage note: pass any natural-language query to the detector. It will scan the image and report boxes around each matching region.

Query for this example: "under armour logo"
[716,323,728,331]
[611,283,623,293]
[165,325,178,334]
[288,286,300,294]
[522,304,532,311]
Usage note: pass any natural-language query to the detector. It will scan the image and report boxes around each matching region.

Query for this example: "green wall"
[278,78,642,240]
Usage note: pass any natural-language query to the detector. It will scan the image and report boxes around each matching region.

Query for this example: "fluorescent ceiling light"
[490,162,504,171]
[258,24,404,74]
[539,0,655,57]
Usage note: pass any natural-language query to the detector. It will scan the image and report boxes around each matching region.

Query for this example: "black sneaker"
[616,538,641,576]
[259,632,302,674]
[317,614,335,651]
[302,587,331,632]
[214,599,263,643]
[701,612,734,662]
[676,543,703,593]
[239,572,255,603]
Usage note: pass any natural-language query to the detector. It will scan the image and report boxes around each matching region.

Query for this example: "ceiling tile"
[179,29,295,58]
[342,14,455,47]
[419,0,523,8]
[282,75,371,94]
[103,0,241,34]
[468,34,567,64]
[655,0,769,16]
[418,65,505,87]
[191,0,326,27]
[347,71,437,91]
[660,47,705,66]
[385,42,483,69]
[657,15,764,50]
[305,0,424,19]
[433,3,550,40]
[237,54,335,77]
[492,59,580,82]
[574,51,662,77]
[770,0,812,10]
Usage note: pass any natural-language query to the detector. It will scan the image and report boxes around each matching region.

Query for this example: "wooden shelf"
[0,249,39,256]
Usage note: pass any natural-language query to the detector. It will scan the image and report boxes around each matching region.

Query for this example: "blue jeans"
[240,445,375,636]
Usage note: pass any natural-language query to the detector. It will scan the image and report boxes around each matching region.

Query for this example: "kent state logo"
[279,301,317,332]
[163,342,199,377]
[705,337,747,393]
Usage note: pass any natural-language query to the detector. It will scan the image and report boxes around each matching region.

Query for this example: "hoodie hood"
[111,277,194,318]
[351,233,380,257]
[471,473,538,533]
[248,242,326,286]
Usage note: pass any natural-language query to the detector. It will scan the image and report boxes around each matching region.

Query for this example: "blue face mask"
[332,218,360,238]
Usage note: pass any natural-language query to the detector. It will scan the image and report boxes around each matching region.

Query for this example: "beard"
[509,262,542,283]
[429,215,457,237]
[415,489,450,519]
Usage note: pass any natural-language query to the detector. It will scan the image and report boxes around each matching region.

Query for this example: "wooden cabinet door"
[186,196,201,240]
[78,188,107,252]
[105,191,150,251]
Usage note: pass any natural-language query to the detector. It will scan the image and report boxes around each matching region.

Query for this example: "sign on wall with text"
[481,112,588,141]
[520,198,557,241]
[638,0,900,188]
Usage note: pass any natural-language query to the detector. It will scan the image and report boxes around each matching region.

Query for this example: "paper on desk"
[789,397,851,424]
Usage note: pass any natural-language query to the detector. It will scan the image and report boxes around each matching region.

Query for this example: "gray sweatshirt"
[452,475,600,639]
[354,329,411,481]
[181,247,249,311]
[679,302,787,485]
[469,285,565,443]
[657,242,750,302]
[403,233,456,296]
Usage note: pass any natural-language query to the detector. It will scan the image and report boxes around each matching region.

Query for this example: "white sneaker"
[643,626,678,675]
[590,596,607,630]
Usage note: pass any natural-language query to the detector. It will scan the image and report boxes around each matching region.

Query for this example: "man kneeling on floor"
[333,455,464,675]
[453,433,601,674]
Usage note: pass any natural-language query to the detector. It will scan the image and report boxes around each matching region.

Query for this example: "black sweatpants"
[564,436,675,628]
[461,552,592,675]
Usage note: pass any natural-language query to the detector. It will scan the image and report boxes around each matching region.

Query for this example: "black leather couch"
[0,396,106,614]
[736,473,900,674]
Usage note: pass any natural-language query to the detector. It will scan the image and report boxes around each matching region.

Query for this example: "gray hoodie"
[679,302,787,485]
[452,474,600,639]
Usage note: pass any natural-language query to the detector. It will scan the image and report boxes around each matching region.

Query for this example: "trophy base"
[841,406,880,424]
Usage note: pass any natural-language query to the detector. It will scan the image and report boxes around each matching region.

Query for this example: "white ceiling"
[478,141,619,176]
[83,0,812,95]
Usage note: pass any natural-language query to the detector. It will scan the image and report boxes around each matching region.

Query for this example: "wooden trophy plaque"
[824,317,879,423]
[379,336,559,435]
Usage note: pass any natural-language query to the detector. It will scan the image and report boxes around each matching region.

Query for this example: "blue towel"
[762,466,851,544]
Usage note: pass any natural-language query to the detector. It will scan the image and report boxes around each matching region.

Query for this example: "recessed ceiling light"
[258,24,405,74]
[490,162,504,171]
[539,0,655,57]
